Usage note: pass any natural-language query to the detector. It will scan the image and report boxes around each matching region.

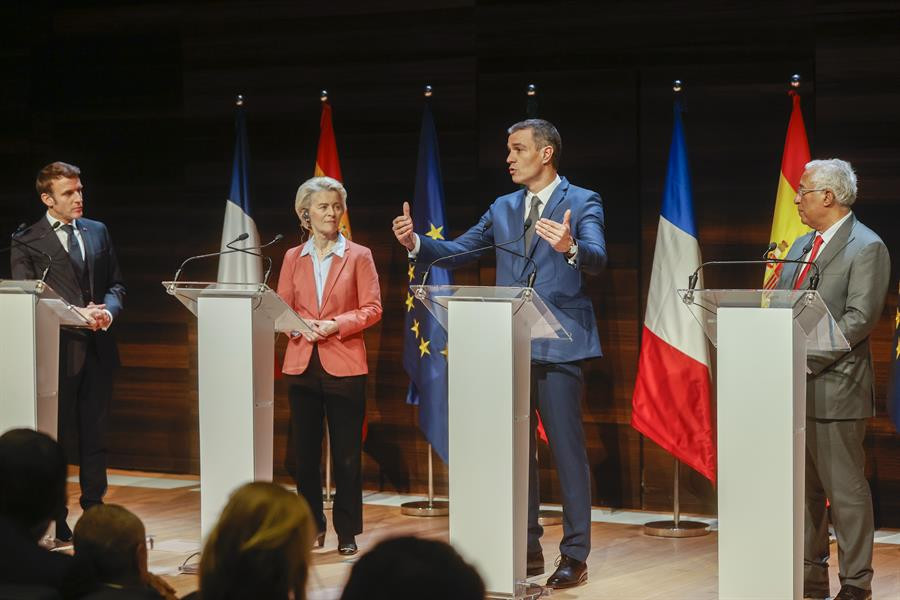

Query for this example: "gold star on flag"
[425,222,444,240]
[408,264,416,282]
[411,319,420,338]
[419,337,431,357]
[896,338,900,360]
[440,345,448,357]
[895,307,899,330]
[405,293,415,312]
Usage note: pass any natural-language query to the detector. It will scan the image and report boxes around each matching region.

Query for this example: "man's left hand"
[86,302,111,330]
[535,208,573,253]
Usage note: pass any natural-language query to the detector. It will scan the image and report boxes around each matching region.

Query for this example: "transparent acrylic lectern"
[677,288,849,600]
[414,284,570,600]
[0,279,90,436]
[163,281,314,539]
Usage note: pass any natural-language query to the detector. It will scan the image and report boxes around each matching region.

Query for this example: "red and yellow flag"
[314,101,351,240]
[763,91,812,288]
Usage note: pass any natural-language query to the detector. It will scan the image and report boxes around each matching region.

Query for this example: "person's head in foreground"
[0,428,68,542]
[339,535,485,600]
[199,481,315,600]
[74,504,149,588]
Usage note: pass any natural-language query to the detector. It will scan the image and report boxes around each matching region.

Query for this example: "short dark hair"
[74,505,146,583]
[36,162,81,196]
[507,118,562,169]
[339,536,485,600]
[0,429,67,540]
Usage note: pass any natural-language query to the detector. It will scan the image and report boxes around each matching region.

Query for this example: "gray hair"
[804,159,857,207]
[507,119,562,169]
[294,176,347,228]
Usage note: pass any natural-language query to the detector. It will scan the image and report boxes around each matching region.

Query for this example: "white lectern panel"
[448,300,530,597]
[718,307,805,600]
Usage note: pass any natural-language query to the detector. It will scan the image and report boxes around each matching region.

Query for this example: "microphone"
[416,218,537,298]
[172,233,253,286]
[687,238,821,292]
[228,233,284,285]
[4,221,62,282]
[763,241,776,258]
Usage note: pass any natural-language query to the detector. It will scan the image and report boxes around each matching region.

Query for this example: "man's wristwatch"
[566,240,578,259]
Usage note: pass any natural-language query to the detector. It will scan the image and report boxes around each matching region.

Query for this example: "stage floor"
[55,469,900,599]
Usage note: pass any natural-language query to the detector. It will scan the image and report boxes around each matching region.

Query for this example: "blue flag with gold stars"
[403,101,451,463]
[888,279,900,433]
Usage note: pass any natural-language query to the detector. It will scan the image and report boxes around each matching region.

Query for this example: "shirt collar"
[46,212,75,229]
[300,233,347,257]
[528,174,562,205]
[818,211,853,246]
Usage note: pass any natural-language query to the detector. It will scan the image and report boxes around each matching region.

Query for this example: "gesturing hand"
[535,209,574,253]
[392,201,415,251]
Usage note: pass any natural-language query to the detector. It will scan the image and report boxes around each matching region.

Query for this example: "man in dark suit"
[10,162,125,542]
[777,159,889,600]
[393,119,606,589]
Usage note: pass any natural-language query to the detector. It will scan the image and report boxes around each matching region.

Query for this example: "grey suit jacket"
[777,214,890,419]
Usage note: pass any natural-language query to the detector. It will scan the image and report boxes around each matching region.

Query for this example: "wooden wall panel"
[1,0,898,525]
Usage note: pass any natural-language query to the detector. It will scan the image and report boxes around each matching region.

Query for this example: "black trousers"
[286,346,366,539]
[58,335,112,517]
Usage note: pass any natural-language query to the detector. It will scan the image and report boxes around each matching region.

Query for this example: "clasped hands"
[76,302,111,331]
[392,201,574,254]
[292,319,338,342]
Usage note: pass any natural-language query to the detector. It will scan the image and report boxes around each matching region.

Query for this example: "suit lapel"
[781,231,814,288]
[320,244,350,313]
[812,215,855,276]
[295,252,318,315]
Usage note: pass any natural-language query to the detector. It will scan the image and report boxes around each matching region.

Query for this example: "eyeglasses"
[796,187,826,197]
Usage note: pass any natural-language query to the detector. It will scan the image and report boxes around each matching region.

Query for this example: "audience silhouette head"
[199,481,315,600]
[339,535,485,600]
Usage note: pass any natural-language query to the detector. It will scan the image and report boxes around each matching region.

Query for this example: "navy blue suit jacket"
[417,176,606,363]
[10,216,125,373]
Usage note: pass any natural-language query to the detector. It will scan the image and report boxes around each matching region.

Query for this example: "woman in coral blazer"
[276,176,382,556]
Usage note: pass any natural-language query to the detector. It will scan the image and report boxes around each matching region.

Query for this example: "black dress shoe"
[55,520,73,543]
[546,554,587,589]
[834,585,872,600]
[337,537,358,556]
[526,550,544,577]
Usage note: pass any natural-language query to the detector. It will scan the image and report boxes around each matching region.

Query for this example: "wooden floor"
[56,469,900,599]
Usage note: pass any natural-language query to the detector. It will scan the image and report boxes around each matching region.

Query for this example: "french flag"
[631,99,716,482]
[218,99,263,284]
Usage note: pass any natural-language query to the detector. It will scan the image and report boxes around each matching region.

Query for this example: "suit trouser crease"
[804,418,874,591]
[527,361,592,562]
[58,335,111,519]
[287,347,365,538]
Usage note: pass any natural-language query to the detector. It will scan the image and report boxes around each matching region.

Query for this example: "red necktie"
[794,234,823,289]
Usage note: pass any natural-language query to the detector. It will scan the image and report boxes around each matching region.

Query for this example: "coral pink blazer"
[277,240,382,376]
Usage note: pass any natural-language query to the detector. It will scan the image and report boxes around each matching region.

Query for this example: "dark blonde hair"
[36,161,81,196]
[200,482,315,600]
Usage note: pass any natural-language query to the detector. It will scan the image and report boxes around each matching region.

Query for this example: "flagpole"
[400,84,451,519]
[642,81,710,539]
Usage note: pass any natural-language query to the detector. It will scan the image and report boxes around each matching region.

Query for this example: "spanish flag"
[314,100,352,239]
[763,90,812,288]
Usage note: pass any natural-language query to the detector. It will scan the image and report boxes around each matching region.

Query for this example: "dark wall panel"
[1,0,898,524]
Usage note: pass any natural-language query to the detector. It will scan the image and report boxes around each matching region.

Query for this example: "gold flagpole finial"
[235,94,244,107]
[320,89,329,102]
[673,80,683,93]
[424,84,433,98]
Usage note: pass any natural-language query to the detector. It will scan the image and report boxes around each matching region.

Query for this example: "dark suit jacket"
[10,216,126,375]
[777,214,890,419]
[417,176,607,364]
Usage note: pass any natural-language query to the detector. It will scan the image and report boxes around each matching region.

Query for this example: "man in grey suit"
[778,159,890,600]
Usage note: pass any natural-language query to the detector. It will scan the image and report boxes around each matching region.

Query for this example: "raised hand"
[392,201,415,251]
[535,208,573,253]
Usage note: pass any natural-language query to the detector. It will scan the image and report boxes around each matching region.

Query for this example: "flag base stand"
[643,519,709,538]
[400,499,449,517]
[400,443,449,517]
[538,509,563,526]
[643,458,711,538]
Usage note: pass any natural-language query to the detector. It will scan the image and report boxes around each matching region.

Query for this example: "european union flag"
[403,101,451,463]
[889,279,900,433]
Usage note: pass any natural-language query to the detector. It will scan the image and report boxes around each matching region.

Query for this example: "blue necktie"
[61,223,86,274]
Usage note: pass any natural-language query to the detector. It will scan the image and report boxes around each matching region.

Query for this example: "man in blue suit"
[10,161,126,542]
[393,119,606,589]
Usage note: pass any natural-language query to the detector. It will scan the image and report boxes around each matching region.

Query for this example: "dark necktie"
[794,234,823,289]
[524,195,541,251]
[61,223,86,274]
